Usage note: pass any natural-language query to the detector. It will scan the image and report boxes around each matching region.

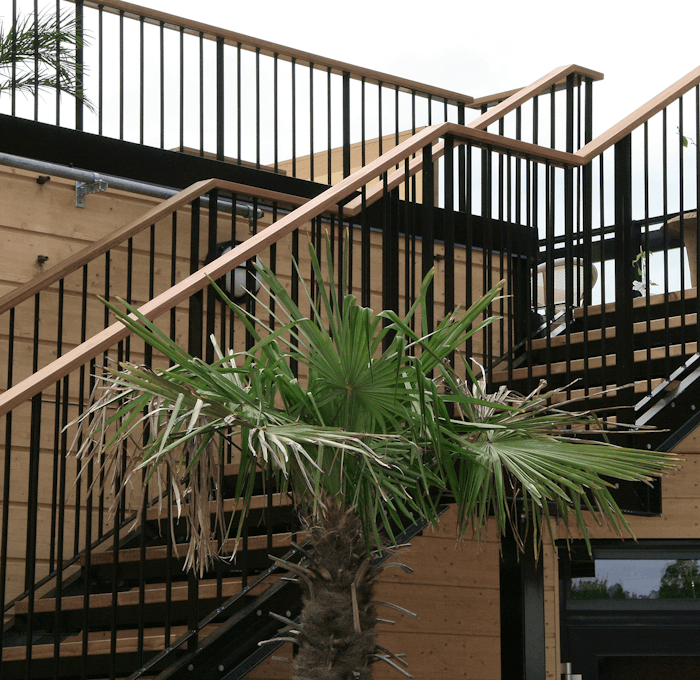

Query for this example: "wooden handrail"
[72,0,474,107]
[344,64,595,215]
[467,65,603,110]
[468,64,603,129]
[577,65,700,163]
[344,122,581,216]
[0,181,308,316]
[0,124,449,417]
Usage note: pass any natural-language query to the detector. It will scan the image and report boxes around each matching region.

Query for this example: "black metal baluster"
[160,21,165,149]
[309,62,314,181]
[327,66,332,182]
[139,16,144,144]
[254,47,263,164]
[98,4,103,135]
[237,42,242,164]
[422,143,435,333]
[218,38,226,161]
[291,57,296,177]
[343,72,351,178]
[0,308,14,672]
[614,134,635,424]
[75,0,84,130]
[179,27,184,151]
[119,9,124,140]
[199,32,204,155]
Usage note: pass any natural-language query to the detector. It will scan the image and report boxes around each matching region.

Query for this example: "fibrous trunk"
[275,508,379,680]
[293,508,376,679]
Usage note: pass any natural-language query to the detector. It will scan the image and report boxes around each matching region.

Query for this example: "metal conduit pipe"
[0,151,263,218]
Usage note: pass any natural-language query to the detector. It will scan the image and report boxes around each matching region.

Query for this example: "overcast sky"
[135,0,700,137]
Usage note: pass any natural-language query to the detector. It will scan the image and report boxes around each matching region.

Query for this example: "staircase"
[1,461,300,679]
[494,288,700,408]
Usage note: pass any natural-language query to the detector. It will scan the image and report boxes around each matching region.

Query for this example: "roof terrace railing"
[3,1,599,180]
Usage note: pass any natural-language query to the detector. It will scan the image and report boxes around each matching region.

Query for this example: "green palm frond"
[70,235,677,574]
[0,8,93,109]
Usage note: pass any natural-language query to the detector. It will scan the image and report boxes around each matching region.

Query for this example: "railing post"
[188,198,203,358]
[217,38,225,161]
[342,72,351,178]
[75,0,84,131]
[443,135,455,315]
[614,134,637,416]
[582,77,594,306]
[422,142,435,333]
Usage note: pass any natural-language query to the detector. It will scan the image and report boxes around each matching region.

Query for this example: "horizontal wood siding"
[247,509,502,680]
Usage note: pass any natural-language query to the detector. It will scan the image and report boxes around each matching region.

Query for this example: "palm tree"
[0,8,90,106]
[72,239,675,680]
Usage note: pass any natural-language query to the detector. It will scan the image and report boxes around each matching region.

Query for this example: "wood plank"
[493,341,699,383]
[13,575,277,615]
[531,313,698,351]
[373,582,499,636]
[574,287,698,319]
[1,624,217,661]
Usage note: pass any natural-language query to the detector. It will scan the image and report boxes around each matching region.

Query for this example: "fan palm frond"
[70,236,677,575]
[0,8,93,108]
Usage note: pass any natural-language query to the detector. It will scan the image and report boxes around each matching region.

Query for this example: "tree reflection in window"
[571,559,700,599]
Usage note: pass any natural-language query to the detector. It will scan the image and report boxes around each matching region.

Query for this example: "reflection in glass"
[571,559,700,599]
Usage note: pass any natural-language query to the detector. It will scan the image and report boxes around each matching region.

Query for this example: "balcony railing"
[2,1,599,179]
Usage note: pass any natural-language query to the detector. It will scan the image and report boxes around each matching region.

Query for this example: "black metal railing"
[1,1,596,181]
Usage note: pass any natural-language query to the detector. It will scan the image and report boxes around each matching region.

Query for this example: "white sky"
[136,0,700,138]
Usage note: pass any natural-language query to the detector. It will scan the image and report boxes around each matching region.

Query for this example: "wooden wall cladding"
[248,510,502,680]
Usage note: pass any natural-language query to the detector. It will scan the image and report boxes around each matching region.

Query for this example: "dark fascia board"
[0,114,329,199]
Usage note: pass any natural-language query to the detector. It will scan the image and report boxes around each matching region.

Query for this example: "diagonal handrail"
[0,121,580,417]
[0,180,308,316]
[345,64,596,214]
[576,65,700,163]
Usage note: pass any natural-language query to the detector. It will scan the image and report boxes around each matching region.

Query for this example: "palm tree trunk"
[290,508,378,680]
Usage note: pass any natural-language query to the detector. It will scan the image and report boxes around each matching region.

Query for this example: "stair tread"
[81,530,299,566]
[13,576,278,615]
[530,313,699,351]
[574,287,698,319]
[2,625,217,661]
[494,341,698,383]
[145,491,292,521]
[548,379,664,403]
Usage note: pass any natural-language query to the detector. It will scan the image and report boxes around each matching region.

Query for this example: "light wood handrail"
[468,64,603,130]
[0,124,450,417]
[576,65,700,163]
[467,65,603,110]
[72,0,474,106]
[0,181,308,316]
[344,122,581,216]
[343,64,595,215]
